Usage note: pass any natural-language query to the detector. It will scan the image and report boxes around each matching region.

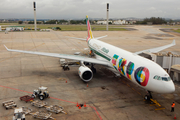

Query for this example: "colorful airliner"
[4,16,175,99]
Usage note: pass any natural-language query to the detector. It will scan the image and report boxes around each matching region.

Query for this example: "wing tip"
[4,45,8,50]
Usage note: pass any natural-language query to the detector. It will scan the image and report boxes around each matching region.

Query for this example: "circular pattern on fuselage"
[134,67,149,86]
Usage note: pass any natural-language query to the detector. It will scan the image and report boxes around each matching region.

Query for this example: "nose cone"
[163,80,175,93]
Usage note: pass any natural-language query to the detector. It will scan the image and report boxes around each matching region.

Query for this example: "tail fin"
[86,15,93,41]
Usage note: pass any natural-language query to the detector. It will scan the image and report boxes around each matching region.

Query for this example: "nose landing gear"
[144,91,152,101]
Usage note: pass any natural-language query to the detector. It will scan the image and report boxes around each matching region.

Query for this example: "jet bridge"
[139,52,180,81]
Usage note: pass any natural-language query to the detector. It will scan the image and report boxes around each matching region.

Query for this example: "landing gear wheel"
[144,91,153,102]
[39,95,44,100]
[144,95,150,101]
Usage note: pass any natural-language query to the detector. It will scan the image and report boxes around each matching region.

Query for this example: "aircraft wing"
[135,40,176,54]
[4,45,111,67]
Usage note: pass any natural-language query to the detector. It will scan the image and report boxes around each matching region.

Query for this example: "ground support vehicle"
[13,107,25,120]
[46,105,67,114]
[20,95,34,103]
[31,100,47,108]
[2,100,17,110]
[32,86,49,100]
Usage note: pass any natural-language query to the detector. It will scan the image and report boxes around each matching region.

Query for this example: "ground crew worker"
[171,102,175,112]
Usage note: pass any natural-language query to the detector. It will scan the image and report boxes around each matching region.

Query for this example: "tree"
[18,21,23,24]
[136,17,167,25]
[56,27,61,30]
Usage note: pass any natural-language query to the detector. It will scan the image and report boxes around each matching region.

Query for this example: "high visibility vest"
[172,103,175,107]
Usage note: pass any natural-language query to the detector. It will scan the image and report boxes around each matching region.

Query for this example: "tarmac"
[0,25,180,120]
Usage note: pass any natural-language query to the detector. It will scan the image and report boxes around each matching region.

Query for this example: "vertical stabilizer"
[86,15,94,41]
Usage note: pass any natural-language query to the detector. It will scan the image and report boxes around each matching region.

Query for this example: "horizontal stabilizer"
[66,36,86,41]
[95,35,108,40]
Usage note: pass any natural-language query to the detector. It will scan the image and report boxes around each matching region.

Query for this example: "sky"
[0,0,180,19]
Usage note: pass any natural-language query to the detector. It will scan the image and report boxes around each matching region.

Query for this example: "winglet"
[4,45,9,51]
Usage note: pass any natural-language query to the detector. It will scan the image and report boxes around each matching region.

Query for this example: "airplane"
[4,15,176,100]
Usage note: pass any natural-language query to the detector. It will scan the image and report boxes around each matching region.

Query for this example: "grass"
[172,29,180,33]
[0,23,128,31]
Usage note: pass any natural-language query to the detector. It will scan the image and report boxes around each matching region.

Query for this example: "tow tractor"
[31,86,49,100]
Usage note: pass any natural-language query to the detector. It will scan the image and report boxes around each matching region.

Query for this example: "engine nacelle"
[78,66,93,82]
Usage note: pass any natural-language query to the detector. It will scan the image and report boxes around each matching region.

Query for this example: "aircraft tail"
[86,15,94,41]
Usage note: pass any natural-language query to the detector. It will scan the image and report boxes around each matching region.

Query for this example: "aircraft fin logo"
[86,15,93,41]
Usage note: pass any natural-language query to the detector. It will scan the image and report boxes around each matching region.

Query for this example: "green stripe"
[89,47,111,61]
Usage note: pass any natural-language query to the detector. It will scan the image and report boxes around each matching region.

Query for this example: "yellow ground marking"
[155,108,165,110]
[0,43,45,63]
[126,84,130,87]
[119,78,142,96]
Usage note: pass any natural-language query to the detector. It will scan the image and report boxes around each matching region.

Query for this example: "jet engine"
[78,66,93,82]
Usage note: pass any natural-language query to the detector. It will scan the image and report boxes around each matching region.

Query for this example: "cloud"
[0,0,180,19]
[149,7,156,10]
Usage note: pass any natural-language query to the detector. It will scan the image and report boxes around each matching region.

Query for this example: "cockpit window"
[153,76,171,81]
[153,75,158,79]
[162,77,168,81]
[167,77,171,81]
[157,76,162,80]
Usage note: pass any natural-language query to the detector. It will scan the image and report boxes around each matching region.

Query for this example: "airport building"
[97,20,112,25]
[170,65,180,81]
[113,20,128,25]
[6,26,24,31]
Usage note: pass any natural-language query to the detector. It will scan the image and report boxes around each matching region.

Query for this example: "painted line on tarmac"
[0,85,103,120]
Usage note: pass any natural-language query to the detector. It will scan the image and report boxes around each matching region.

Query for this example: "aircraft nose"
[164,80,175,93]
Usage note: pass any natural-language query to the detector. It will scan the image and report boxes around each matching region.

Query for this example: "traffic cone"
[87,84,88,87]
[84,102,86,107]
[76,102,79,107]
[174,114,176,119]
[66,80,67,83]
[79,106,81,109]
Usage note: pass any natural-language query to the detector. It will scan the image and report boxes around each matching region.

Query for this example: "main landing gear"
[91,64,96,74]
[144,91,153,101]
